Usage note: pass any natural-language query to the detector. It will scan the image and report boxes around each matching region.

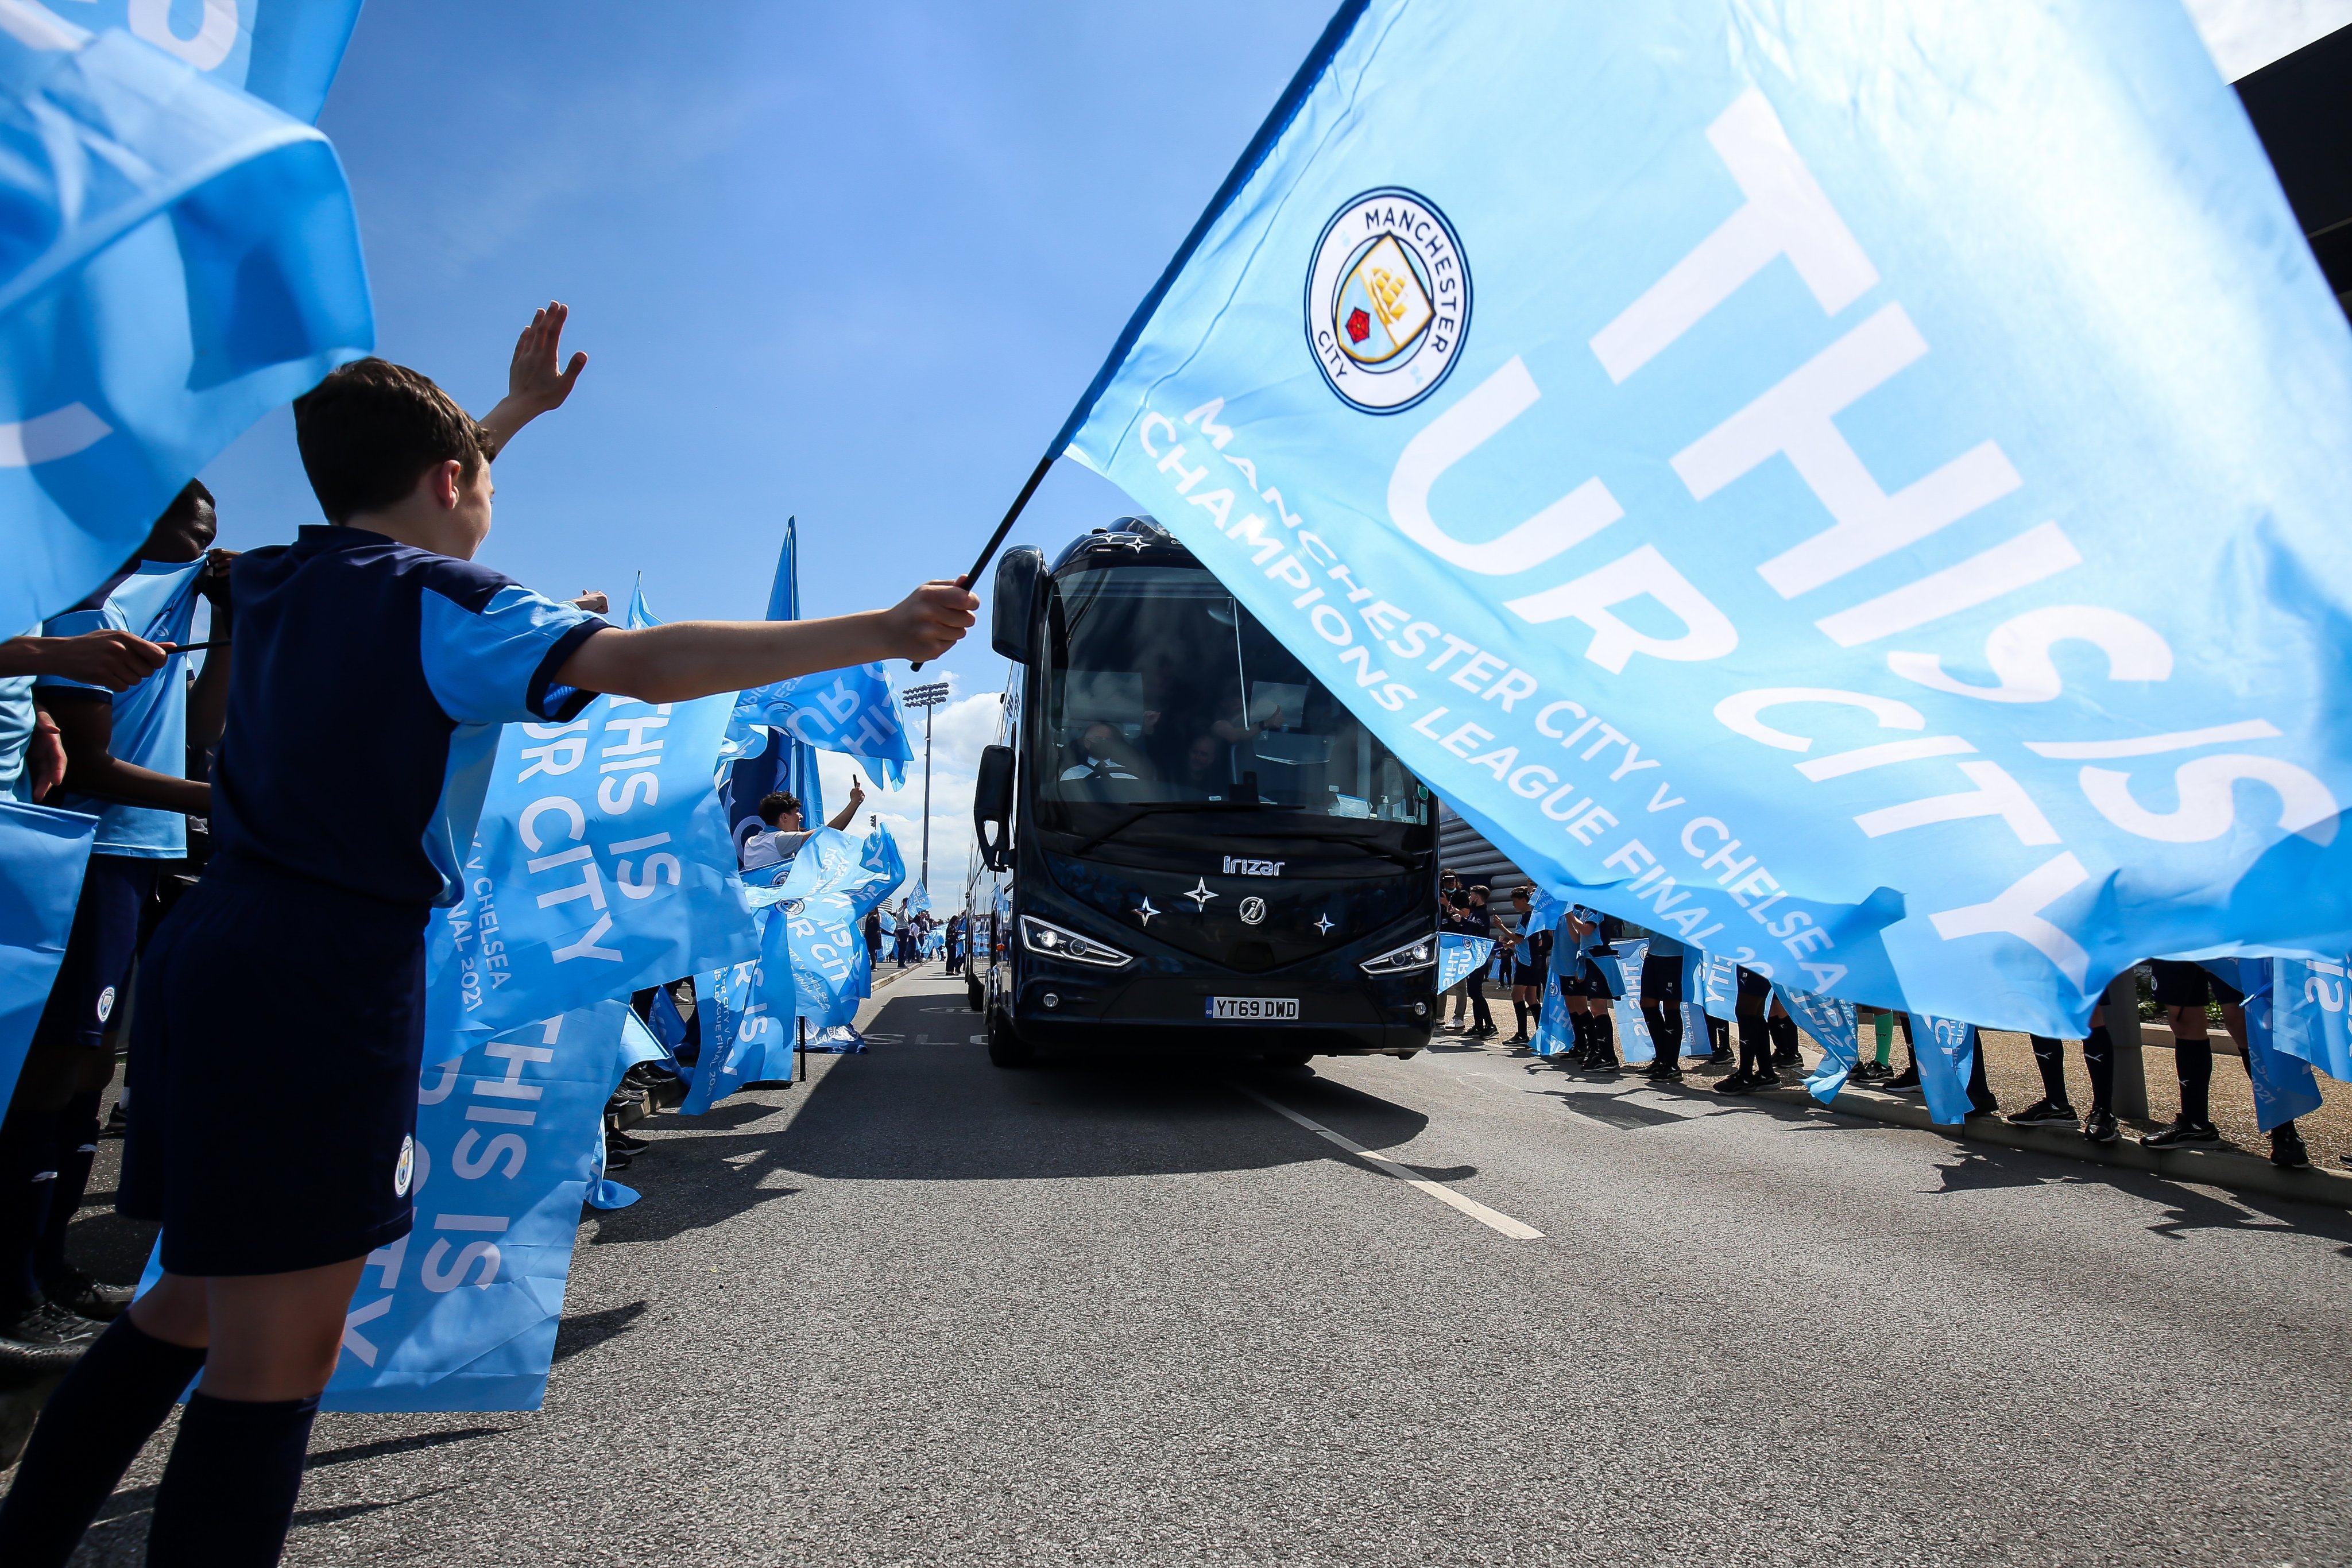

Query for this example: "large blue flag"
[772,824,907,1054]
[425,687,757,1039]
[1055,0,2352,1040]
[60,0,363,121]
[0,10,370,636]
[0,800,98,1102]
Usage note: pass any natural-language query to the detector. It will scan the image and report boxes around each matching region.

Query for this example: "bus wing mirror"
[974,744,1016,870]
[991,547,1045,663]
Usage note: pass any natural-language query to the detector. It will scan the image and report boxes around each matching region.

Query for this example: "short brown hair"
[293,358,490,524]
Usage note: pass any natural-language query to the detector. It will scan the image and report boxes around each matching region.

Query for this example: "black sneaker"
[102,1102,128,1137]
[0,1333,85,1379]
[1647,1065,1684,1083]
[1748,1069,1782,1090]
[610,1130,651,1154]
[2006,1099,2078,1128]
[1851,1060,1889,1082]
[2141,1119,2221,1150]
[37,1269,133,1322]
[1584,1058,1620,1077]
[1771,1048,1801,1067]
[2081,1110,2119,1144]
[1883,1067,1921,1092]
[0,1300,102,1348]
[1713,1072,1754,1095]
[2270,1124,2311,1170]
[1968,1097,2002,1119]
[604,1146,635,1172]
[1708,1047,1734,1064]
[1506,1033,1529,1046]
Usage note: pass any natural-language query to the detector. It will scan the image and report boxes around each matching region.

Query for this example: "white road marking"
[1231,1083,1544,1240]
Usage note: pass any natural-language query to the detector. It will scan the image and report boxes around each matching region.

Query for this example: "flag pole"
[911,450,1053,672]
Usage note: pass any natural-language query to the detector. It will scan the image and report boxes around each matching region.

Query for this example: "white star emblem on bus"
[1135,897,1159,926]
[1183,878,1217,909]
[1313,913,1334,935]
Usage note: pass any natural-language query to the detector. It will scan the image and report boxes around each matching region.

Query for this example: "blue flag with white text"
[0,11,370,637]
[1057,0,2352,1040]
[1696,951,1739,1024]
[1779,986,1859,1104]
[61,0,362,120]
[324,1001,640,1412]
[2270,955,2352,1086]
[1437,932,1492,992]
[426,691,757,1039]
[2212,958,2323,1132]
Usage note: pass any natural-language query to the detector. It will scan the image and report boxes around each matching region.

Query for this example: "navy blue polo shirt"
[210,526,606,907]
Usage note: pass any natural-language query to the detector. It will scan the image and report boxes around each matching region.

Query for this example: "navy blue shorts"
[119,857,430,1277]
[30,854,157,1050]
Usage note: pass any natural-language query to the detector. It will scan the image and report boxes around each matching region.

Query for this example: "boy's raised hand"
[508,301,587,415]
[479,301,588,458]
[884,580,978,664]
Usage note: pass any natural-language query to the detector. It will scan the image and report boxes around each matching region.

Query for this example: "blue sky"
[203,2,1333,661]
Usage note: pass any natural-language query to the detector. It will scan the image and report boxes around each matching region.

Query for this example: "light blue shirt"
[0,624,34,802]
[37,560,204,857]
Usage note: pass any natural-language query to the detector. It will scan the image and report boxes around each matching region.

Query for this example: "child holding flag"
[0,305,976,1565]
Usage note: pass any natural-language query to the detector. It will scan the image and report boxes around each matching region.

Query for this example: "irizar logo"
[1223,856,1285,877]
[1306,187,1469,413]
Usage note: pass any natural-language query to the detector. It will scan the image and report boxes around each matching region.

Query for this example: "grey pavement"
[62,972,2352,1566]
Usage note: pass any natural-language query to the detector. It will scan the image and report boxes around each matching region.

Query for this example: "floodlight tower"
[902,680,952,899]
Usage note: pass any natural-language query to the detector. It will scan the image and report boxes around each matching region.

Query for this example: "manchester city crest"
[1305,188,1469,413]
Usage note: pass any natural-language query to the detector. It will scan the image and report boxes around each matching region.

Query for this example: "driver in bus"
[1059,721,1149,784]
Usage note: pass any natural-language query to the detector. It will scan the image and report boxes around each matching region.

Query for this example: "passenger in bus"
[1174,733,1229,799]
[1210,691,1281,746]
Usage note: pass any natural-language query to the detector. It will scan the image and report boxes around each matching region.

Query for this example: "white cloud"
[814,680,1008,914]
[2180,0,2352,79]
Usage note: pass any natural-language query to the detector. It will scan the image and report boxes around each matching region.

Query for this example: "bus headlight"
[1020,915,1134,969]
[1360,935,1437,975]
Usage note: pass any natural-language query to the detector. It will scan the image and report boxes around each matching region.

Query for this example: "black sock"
[35,1091,102,1285]
[2176,1038,2214,1124]
[1738,1016,1767,1075]
[1512,1001,1527,1035]
[2082,1023,2114,1115]
[1592,1012,1615,1059]
[0,1094,55,1314]
[0,1314,208,1566]
[146,1390,320,1567]
[2028,1035,2069,1105]
[1767,1015,1798,1064]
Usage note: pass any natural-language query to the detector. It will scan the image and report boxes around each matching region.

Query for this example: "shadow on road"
[586,984,1445,1244]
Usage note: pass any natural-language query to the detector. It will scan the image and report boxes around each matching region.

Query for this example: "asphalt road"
[63,971,2352,1566]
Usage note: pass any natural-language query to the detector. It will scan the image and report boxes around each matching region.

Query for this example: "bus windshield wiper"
[1070,800,1262,857]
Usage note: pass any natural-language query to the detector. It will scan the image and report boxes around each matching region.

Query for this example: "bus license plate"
[1207,997,1299,1021]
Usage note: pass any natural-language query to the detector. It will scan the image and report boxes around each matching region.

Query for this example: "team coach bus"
[965,516,1441,1068]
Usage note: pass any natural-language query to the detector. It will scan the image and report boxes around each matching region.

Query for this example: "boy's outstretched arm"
[556,580,976,704]
[478,301,587,459]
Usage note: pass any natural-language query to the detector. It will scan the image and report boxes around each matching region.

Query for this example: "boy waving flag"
[0,305,976,1566]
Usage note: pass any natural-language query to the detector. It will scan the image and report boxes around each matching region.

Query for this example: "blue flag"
[1056,0,2352,1040]
[1528,953,1573,1058]
[1778,985,1860,1104]
[1608,938,1655,1064]
[2208,958,2323,1132]
[2270,955,2352,1086]
[425,688,757,1040]
[643,982,687,1070]
[715,525,828,844]
[1908,1013,1978,1126]
[0,800,98,1102]
[679,924,795,1113]
[1696,951,1739,1023]
[773,824,906,1053]
[728,664,912,792]
[59,0,362,120]
[0,11,370,636]
[1436,931,1492,992]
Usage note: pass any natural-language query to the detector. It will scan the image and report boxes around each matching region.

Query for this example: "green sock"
[1873,1012,1893,1066]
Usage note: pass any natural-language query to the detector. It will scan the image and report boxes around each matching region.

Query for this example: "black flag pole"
[909,448,1053,672]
